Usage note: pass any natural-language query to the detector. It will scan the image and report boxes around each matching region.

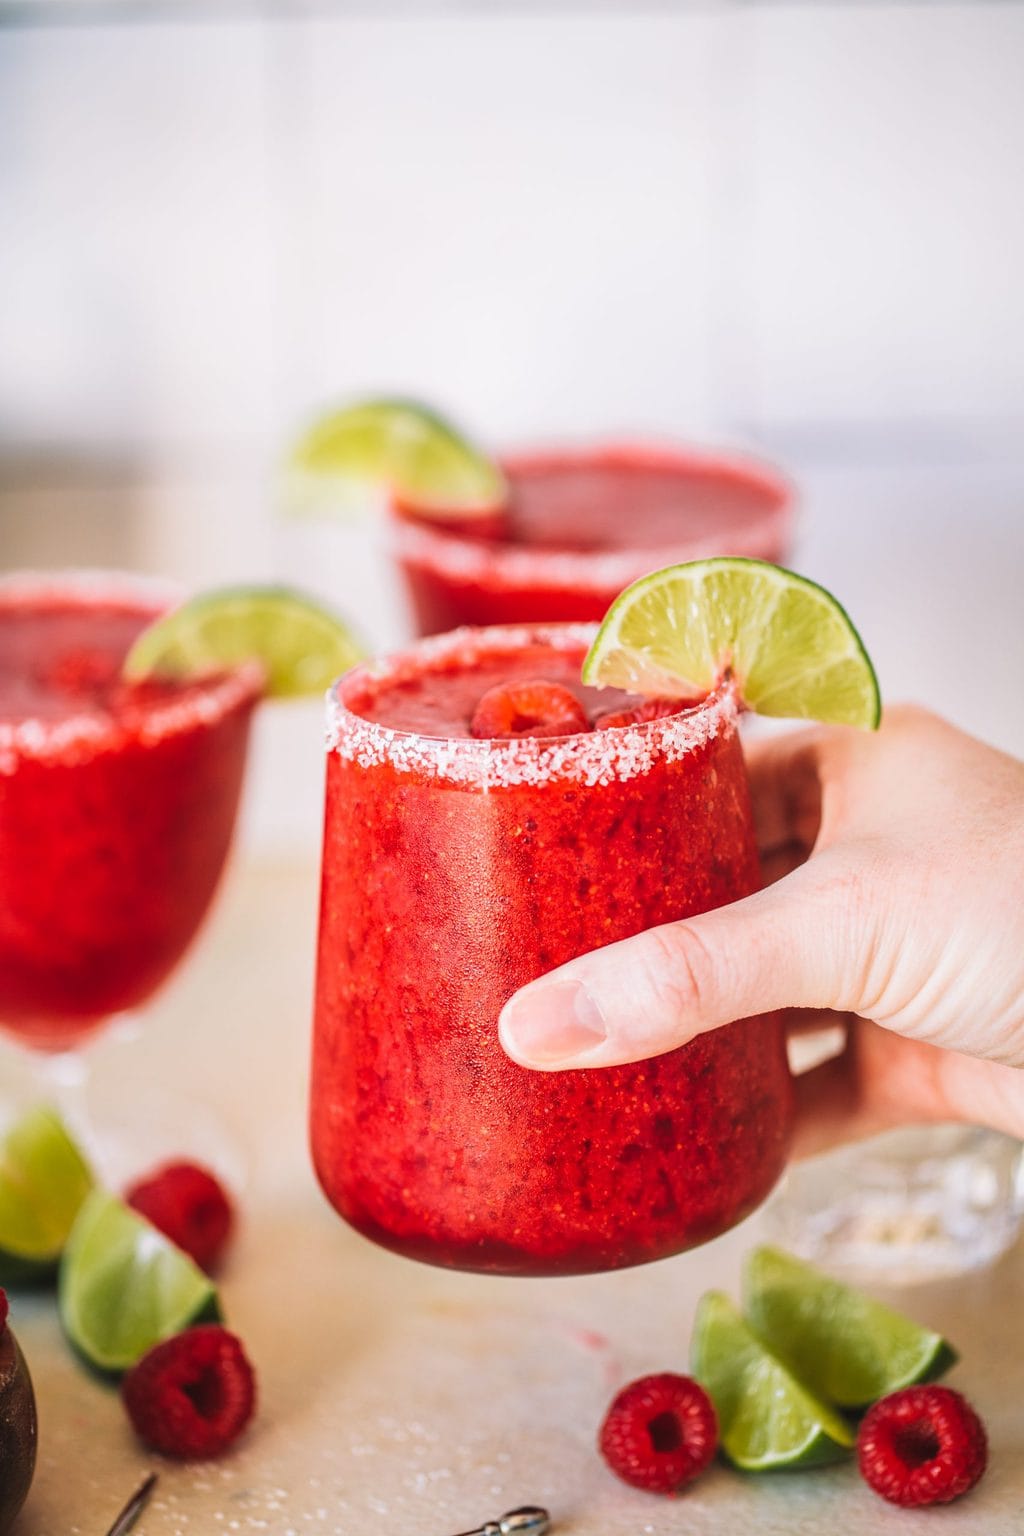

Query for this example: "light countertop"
[7,859,1024,1536]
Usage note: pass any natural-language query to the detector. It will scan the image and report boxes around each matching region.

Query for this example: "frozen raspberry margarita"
[0,574,260,1051]
[393,443,793,633]
[311,624,793,1276]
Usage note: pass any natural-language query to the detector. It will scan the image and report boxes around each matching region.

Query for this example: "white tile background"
[741,6,1024,433]
[4,5,1022,460]
[1,2,1023,850]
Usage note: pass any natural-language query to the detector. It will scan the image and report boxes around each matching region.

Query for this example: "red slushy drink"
[0,574,260,1051]
[311,624,792,1275]
[394,443,793,633]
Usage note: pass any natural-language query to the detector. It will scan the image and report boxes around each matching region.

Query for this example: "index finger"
[743,724,826,865]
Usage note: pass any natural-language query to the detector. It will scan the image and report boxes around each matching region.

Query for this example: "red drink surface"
[0,576,260,1051]
[311,625,792,1276]
[393,443,793,633]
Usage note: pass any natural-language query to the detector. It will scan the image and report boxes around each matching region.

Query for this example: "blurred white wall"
[4,5,1022,462]
[2,3,1023,852]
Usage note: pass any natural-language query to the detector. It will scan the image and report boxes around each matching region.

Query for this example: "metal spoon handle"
[105,1472,158,1536]
[452,1506,551,1536]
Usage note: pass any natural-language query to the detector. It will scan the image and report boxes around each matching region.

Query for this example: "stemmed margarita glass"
[0,570,261,1174]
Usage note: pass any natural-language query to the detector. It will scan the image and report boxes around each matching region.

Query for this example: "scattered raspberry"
[126,1161,234,1273]
[44,647,120,698]
[0,1288,7,1335]
[599,1372,718,1493]
[122,1325,256,1460]
[594,697,690,730]
[857,1385,988,1507]
[469,680,590,740]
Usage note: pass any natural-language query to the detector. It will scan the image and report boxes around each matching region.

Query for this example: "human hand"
[498,706,1024,1155]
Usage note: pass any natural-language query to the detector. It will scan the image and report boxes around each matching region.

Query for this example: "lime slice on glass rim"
[691,1290,855,1471]
[743,1245,956,1410]
[59,1190,220,1375]
[123,585,363,698]
[583,557,881,728]
[0,1106,94,1285]
[283,397,506,520]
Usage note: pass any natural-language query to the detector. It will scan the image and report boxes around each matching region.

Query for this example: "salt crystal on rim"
[390,443,793,596]
[326,623,737,789]
[0,571,263,774]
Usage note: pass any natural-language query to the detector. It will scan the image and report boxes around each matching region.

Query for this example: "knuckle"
[812,852,896,1014]
[637,921,719,1028]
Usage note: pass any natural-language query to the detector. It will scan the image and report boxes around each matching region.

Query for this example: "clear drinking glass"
[763,1126,1024,1285]
[392,441,794,634]
[310,622,793,1276]
[0,571,260,1172]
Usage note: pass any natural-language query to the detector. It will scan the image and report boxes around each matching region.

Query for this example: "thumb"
[498,856,867,1070]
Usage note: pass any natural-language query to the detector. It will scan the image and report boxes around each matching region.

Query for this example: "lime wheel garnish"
[284,397,505,520]
[124,585,362,697]
[583,557,880,728]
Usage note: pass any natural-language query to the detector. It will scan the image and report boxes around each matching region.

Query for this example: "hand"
[498,706,1024,1155]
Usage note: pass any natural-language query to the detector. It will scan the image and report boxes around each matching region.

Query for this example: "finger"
[791,1021,1024,1156]
[760,842,808,886]
[499,855,864,1071]
[789,1052,886,1158]
[744,727,825,860]
[784,1006,851,1037]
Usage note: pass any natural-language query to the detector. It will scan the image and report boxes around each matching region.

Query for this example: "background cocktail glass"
[311,622,793,1276]
[392,441,793,634]
[0,571,261,1177]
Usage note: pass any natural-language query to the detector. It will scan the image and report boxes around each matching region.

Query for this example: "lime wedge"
[583,557,880,728]
[123,585,363,697]
[691,1291,855,1470]
[744,1245,956,1410]
[284,397,506,518]
[0,1106,94,1285]
[59,1191,220,1375]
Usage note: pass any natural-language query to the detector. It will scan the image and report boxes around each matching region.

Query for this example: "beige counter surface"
[7,861,1024,1536]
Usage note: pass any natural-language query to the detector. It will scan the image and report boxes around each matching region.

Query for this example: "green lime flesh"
[743,1245,956,1410]
[0,1106,94,1284]
[123,584,363,697]
[59,1191,220,1375]
[583,557,880,729]
[285,397,505,516]
[691,1290,855,1470]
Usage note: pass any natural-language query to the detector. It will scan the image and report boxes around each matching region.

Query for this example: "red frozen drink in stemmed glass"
[0,571,261,1059]
[0,572,356,1173]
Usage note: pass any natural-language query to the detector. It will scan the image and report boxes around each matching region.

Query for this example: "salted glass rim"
[0,567,263,767]
[390,440,795,595]
[325,622,740,789]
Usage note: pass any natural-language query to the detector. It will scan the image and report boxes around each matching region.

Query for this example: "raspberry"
[857,1386,988,1507]
[594,697,688,730]
[599,1373,718,1494]
[126,1161,234,1273]
[45,647,120,698]
[469,680,590,740]
[122,1325,256,1459]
